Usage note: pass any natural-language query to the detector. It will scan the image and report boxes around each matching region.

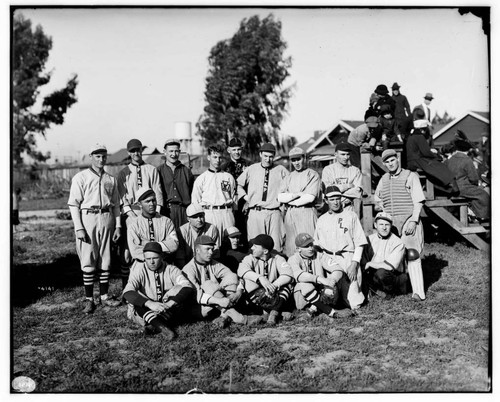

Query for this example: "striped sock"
[83,272,94,298]
[99,271,110,296]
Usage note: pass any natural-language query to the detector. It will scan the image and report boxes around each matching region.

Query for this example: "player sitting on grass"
[182,235,263,328]
[238,234,294,325]
[288,233,355,319]
[122,241,195,339]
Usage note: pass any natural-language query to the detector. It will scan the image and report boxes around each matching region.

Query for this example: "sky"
[11,5,490,163]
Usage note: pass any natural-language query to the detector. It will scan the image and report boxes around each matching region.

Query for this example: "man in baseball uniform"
[374,149,426,301]
[362,212,410,299]
[68,143,122,314]
[117,139,163,287]
[238,234,294,325]
[183,235,263,328]
[191,144,236,243]
[123,241,194,339]
[175,204,220,268]
[126,187,178,267]
[313,185,367,310]
[157,138,195,228]
[237,143,289,253]
[288,233,354,319]
[278,147,321,257]
[321,142,363,216]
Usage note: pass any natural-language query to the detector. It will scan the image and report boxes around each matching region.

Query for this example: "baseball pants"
[247,209,284,253]
[202,208,235,247]
[283,207,317,257]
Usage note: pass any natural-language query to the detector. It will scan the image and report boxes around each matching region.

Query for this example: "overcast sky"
[12,6,490,162]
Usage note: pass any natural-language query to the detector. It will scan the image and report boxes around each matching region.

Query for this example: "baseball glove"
[319,285,339,307]
[250,287,282,311]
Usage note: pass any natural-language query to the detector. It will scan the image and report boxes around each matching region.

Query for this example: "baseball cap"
[228,138,243,147]
[164,138,181,148]
[225,226,241,238]
[260,143,276,154]
[454,139,472,152]
[381,149,398,162]
[295,233,314,248]
[90,143,107,155]
[250,234,274,251]
[143,241,163,254]
[194,235,216,247]
[335,142,351,152]
[136,187,155,203]
[127,139,142,151]
[375,212,393,224]
[186,204,204,217]
[365,116,379,128]
[324,185,342,197]
[289,147,305,158]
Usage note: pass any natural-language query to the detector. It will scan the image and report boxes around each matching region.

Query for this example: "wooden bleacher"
[360,148,490,251]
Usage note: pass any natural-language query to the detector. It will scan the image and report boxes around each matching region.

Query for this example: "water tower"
[174,122,203,155]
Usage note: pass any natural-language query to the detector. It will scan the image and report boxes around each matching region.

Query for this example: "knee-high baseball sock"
[408,259,425,299]
[303,288,333,315]
[99,271,110,297]
[121,265,131,288]
[83,271,94,299]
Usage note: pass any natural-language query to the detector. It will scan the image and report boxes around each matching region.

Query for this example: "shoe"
[305,306,317,318]
[83,299,96,314]
[100,296,121,307]
[245,315,264,326]
[330,308,355,319]
[159,326,177,340]
[144,324,161,336]
[212,315,230,329]
[412,293,423,302]
[281,311,294,322]
[267,310,279,326]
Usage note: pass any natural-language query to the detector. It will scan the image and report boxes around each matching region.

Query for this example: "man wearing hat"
[374,149,426,301]
[347,117,382,168]
[391,83,412,137]
[444,139,490,221]
[175,204,220,268]
[219,226,248,273]
[117,139,163,287]
[313,186,367,310]
[362,212,410,299]
[123,241,195,338]
[277,147,321,256]
[183,235,263,328]
[288,233,355,319]
[126,187,178,267]
[157,138,195,228]
[379,104,404,149]
[238,234,294,325]
[237,143,290,253]
[372,84,396,117]
[68,144,122,314]
[412,93,434,129]
[191,144,237,245]
[321,142,363,215]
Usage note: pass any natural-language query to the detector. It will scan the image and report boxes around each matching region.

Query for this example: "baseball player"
[191,144,236,244]
[321,142,363,215]
[219,226,248,273]
[277,147,321,257]
[374,149,426,301]
[175,204,220,268]
[237,143,289,253]
[117,139,163,286]
[68,143,122,314]
[182,235,263,328]
[313,185,367,310]
[127,187,178,266]
[288,233,354,319]
[238,234,294,325]
[362,212,410,298]
[157,138,195,228]
[123,241,195,339]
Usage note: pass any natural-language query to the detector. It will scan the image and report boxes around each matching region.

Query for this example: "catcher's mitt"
[319,285,339,307]
[250,287,282,310]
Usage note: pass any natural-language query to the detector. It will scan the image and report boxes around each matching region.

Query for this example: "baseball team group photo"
[10,6,491,395]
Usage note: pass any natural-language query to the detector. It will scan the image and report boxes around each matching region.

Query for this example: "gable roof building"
[432,111,490,147]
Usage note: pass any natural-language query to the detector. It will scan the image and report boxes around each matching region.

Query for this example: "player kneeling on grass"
[183,235,263,328]
[362,212,410,299]
[288,233,355,319]
[122,241,195,339]
[238,234,294,325]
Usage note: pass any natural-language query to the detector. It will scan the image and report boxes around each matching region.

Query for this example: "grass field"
[12,217,491,393]
[19,197,69,212]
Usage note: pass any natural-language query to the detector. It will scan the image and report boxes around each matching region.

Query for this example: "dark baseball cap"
[143,242,163,254]
[228,138,243,147]
[250,234,274,251]
[325,185,342,197]
[194,235,216,247]
[259,143,276,154]
[335,142,351,152]
[127,139,143,151]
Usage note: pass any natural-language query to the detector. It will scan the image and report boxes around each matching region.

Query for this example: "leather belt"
[83,207,110,214]
[166,202,182,207]
[251,206,280,211]
[202,205,230,210]
[288,205,313,209]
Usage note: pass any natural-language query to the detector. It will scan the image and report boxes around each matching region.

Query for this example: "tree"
[196,14,293,159]
[13,13,78,165]
[432,111,454,125]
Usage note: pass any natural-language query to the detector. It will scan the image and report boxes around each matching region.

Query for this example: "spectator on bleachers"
[347,116,382,168]
[391,83,412,137]
[379,105,403,149]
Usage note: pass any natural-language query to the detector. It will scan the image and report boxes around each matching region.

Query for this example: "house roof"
[433,110,490,141]
[305,120,361,153]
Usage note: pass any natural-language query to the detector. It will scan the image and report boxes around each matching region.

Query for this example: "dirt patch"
[303,350,350,376]
[282,342,311,352]
[31,302,76,311]
[328,329,341,337]
[229,328,290,344]
[159,377,179,388]
[417,332,451,345]
[438,318,478,329]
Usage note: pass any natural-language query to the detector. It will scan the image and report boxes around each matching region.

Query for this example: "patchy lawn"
[11,218,491,393]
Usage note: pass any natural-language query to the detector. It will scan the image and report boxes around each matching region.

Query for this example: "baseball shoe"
[281,311,295,322]
[244,315,264,326]
[267,310,279,326]
[412,293,423,302]
[329,308,355,319]
[100,296,121,307]
[83,299,96,314]
[144,324,161,336]
[212,315,231,329]
[305,306,318,319]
